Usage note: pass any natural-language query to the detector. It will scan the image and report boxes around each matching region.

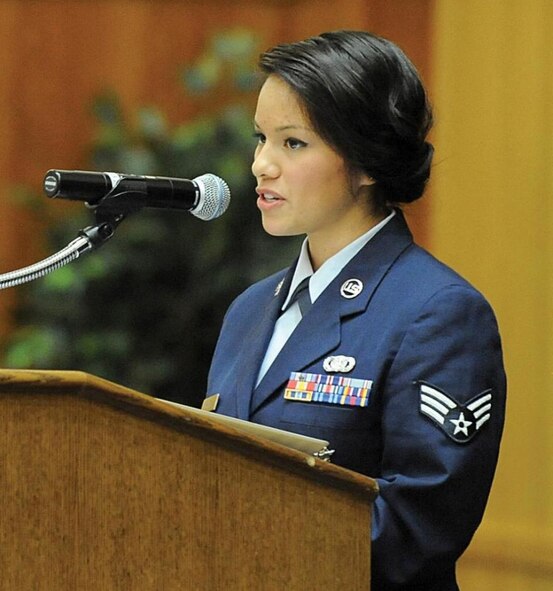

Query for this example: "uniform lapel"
[249,301,341,413]
[232,267,294,420]
[249,211,414,415]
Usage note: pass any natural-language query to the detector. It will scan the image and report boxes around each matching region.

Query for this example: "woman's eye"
[253,132,266,144]
[285,138,307,150]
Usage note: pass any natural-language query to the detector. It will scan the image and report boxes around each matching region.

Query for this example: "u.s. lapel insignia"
[323,355,356,373]
[340,278,363,299]
[274,279,284,296]
[418,381,492,443]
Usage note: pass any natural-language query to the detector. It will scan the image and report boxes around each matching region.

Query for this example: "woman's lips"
[256,188,286,210]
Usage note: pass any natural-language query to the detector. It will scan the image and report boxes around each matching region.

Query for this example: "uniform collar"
[281,209,396,311]
[250,209,411,415]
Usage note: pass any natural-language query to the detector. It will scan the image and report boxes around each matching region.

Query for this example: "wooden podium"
[0,369,378,590]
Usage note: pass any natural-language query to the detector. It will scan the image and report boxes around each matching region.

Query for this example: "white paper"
[156,398,330,456]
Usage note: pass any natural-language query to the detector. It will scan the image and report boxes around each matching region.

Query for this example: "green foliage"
[4,30,300,405]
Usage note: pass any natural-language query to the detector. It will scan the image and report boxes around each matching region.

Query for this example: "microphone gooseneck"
[0,169,232,290]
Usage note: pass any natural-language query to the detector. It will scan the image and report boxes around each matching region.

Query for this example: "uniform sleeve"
[371,284,506,589]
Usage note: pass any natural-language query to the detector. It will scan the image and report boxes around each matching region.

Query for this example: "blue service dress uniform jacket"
[207,211,506,590]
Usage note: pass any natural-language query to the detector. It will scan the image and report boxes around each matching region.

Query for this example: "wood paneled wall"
[0,0,432,337]
[432,1,553,588]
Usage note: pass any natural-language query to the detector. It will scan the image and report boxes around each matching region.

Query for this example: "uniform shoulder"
[400,243,482,292]
[383,242,497,321]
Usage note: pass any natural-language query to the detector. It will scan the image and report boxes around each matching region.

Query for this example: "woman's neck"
[307,211,389,271]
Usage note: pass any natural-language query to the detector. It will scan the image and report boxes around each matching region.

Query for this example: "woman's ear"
[358,173,376,188]
[352,172,376,196]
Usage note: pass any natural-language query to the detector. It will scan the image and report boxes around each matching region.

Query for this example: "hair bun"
[376,141,434,204]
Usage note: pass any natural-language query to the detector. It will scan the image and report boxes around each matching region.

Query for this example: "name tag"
[284,372,372,408]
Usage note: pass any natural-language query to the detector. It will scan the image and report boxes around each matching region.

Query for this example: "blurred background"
[0,0,551,588]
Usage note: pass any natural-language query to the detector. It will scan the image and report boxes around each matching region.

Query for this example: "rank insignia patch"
[285,372,372,407]
[418,382,492,443]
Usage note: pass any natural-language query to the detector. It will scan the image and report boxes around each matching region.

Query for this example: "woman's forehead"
[254,76,312,131]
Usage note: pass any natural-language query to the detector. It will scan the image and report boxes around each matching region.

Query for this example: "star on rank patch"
[418,381,492,443]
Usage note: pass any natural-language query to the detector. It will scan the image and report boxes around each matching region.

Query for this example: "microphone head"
[192,174,231,221]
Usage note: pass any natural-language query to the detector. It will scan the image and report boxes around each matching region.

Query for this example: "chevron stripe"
[420,383,457,409]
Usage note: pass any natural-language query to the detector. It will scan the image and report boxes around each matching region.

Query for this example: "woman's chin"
[260,221,301,238]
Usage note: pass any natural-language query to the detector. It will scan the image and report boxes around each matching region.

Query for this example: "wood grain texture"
[0,369,377,590]
[0,0,433,338]
[433,1,553,588]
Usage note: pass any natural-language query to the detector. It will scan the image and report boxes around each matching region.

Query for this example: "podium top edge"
[0,369,379,501]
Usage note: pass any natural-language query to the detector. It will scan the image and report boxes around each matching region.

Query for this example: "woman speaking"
[207,30,506,590]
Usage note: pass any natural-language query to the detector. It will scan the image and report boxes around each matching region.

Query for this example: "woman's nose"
[251,144,280,180]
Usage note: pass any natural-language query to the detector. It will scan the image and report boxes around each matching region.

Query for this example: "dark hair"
[258,30,434,210]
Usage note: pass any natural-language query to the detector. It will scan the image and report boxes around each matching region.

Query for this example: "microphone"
[43,169,231,221]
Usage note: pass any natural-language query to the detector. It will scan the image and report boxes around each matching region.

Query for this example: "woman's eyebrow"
[253,121,311,133]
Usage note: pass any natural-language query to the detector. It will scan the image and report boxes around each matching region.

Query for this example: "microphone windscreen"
[192,174,231,221]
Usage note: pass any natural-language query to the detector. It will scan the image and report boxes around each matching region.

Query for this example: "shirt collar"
[281,209,396,310]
